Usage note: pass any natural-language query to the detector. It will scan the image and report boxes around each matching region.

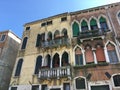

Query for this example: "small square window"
[61,17,67,22]
[26,27,30,30]
[47,21,52,25]
[41,22,46,27]
[32,85,39,90]
[11,87,17,90]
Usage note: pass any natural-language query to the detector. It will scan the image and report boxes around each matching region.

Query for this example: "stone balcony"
[40,37,70,49]
[38,66,71,80]
[78,29,110,39]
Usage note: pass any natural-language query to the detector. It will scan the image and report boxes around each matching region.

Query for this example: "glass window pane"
[32,85,39,90]
[1,35,6,41]
[76,78,86,89]
[113,75,120,87]
[11,87,17,90]
[63,83,70,90]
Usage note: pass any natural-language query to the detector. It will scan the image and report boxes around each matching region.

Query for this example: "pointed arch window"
[21,37,28,49]
[14,59,23,76]
[113,74,120,87]
[85,45,94,64]
[54,30,61,44]
[96,44,106,62]
[75,77,86,89]
[34,56,42,74]
[90,18,98,30]
[81,20,88,31]
[52,53,60,68]
[61,28,68,37]
[47,32,52,41]
[99,17,108,31]
[75,47,83,65]
[107,43,118,63]
[44,54,51,68]
[62,52,69,66]
[72,22,79,37]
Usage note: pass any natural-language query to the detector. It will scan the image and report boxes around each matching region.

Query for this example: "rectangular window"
[91,85,109,90]
[63,83,70,90]
[41,22,46,27]
[0,34,6,41]
[75,54,83,65]
[32,85,39,90]
[26,27,30,30]
[41,85,47,90]
[61,17,67,22]
[108,50,118,63]
[11,87,17,90]
[47,21,52,25]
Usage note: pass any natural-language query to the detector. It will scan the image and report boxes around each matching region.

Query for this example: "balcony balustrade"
[78,29,110,39]
[38,66,71,79]
[41,37,70,48]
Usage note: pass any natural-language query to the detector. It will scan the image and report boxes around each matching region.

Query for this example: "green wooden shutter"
[72,22,79,37]
[90,19,97,26]
[81,20,88,27]
[100,17,106,23]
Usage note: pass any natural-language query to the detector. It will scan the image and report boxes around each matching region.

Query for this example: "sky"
[0,0,120,38]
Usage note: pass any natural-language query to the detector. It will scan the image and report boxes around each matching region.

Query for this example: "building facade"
[9,2,120,90]
[0,30,21,90]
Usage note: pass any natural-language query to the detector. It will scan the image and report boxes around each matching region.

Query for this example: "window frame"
[34,56,42,74]
[32,85,39,90]
[112,74,120,88]
[0,34,6,42]
[11,87,17,90]
[74,76,87,90]
[21,37,28,50]
[14,59,23,77]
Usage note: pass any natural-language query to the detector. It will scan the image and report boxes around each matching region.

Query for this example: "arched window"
[44,54,51,68]
[81,20,88,31]
[62,52,69,66]
[113,74,120,87]
[14,59,23,76]
[47,32,52,41]
[107,43,118,63]
[34,56,42,74]
[36,34,41,47]
[75,77,86,89]
[21,37,28,49]
[96,44,106,62]
[75,47,83,65]
[85,45,94,64]
[54,30,60,39]
[54,30,61,44]
[52,53,60,68]
[90,18,98,30]
[61,28,68,37]
[99,17,108,31]
[72,22,79,37]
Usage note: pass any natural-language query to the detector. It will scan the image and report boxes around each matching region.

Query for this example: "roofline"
[70,2,120,15]
[24,2,120,26]
[0,30,21,40]
[24,12,69,26]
